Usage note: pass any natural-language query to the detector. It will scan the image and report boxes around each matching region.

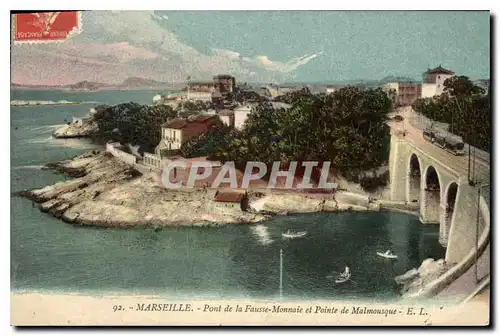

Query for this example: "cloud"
[250,52,324,73]
[11,11,323,85]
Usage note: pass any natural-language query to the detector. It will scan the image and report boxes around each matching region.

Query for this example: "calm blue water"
[10,89,445,301]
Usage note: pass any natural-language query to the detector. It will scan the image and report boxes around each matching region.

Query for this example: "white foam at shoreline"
[21,136,98,150]
[11,165,47,170]
[30,124,66,131]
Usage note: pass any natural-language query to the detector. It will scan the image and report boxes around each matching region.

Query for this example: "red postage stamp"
[12,11,81,44]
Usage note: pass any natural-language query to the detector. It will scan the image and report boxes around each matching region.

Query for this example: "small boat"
[282,229,307,239]
[377,250,398,259]
[334,266,351,284]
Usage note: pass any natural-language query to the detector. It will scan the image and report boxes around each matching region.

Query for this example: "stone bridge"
[388,132,489,264]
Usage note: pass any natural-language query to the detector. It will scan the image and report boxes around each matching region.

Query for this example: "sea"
[10,89,445,301]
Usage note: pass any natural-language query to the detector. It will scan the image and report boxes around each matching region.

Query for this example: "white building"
[421,83,438,98]
[155,115,221,156]
[423,65,455,96]
[234,105,254,130]
[218,110,235,127]
[187,91,212,102]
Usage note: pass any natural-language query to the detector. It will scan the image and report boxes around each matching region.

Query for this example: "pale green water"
[10,89,445,301]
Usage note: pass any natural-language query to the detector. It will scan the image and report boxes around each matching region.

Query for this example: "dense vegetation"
[181,86,392,187]
[179,123,233,159]
[92,103,177,153]
[175,101,214,118]
[412,76,491,152]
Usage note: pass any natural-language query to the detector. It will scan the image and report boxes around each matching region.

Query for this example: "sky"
[11,10,490,85]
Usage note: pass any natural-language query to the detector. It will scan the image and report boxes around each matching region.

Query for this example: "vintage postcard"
[10,10,491,326]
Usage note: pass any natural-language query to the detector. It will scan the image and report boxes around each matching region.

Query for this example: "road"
[388,108,490,187]
[436,243,490,303]
[400,107,490,166]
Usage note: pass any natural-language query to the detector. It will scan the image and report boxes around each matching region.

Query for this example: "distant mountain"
[12,77,183,91]
[119,77,168,88]
[66,80,111,91]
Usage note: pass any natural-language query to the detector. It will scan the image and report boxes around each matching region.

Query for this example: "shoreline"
[13,150,417,228]
[12,150,456,301]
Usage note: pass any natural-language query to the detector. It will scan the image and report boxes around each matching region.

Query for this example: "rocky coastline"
[52,121,98,139]
[13,150,454,298]
[13,150,391,228]
[395,258,450,297]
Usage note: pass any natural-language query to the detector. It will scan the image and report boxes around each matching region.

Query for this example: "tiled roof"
[213,191,245,203]
[426,66,455,75]
[163,118,188,129]
[188,81,214,86]
[162,115,218,128]
[214,74,235,79]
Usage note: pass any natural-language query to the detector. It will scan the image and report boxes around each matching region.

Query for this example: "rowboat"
[282,230,307,239]
[334,266,351,284]
[377,250,398,259]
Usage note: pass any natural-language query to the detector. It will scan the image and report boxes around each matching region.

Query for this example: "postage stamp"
[9,10,491,327]
[12,11,81,44]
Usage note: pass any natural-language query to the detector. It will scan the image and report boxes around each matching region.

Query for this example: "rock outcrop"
[395,258,449,297]
[14,151,409,229]
[14,151,267,228]
[53,120,98,138]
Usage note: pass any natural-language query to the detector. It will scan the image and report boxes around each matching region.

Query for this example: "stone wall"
[106,143,137,166]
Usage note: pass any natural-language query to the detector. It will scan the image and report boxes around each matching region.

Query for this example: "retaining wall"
[106,143,137,166]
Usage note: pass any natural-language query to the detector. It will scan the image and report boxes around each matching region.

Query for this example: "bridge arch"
[421,165,442,224]
[407,153,422,203]
[440,181,459,246]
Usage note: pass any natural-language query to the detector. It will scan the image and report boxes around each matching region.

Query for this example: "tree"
[212,86,392,185]
[412,76,490,152]
[444,76,485,97]
[91,103,177,153]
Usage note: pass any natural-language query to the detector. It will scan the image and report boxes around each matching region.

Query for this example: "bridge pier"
[388,135,407,202]
[438,204,451,246]
[419,186,440,224]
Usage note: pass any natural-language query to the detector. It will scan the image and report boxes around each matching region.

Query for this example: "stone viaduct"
[388,132,489,264]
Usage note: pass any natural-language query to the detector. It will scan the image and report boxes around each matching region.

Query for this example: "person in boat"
[383,249,396,257]
[341,266,350,277]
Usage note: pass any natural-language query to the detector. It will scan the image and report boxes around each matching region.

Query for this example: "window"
[437,84,441,88]
[438,75,441,79]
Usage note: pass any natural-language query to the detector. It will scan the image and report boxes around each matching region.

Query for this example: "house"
[212,190,248,211]
[397,82,422,106]
[233,104,255,130]
[213,75,236,97]
[383,82,422,107]
[153,92,187,106]
[218,109,235,127]
[422,65,456,97]
[155,115,221,157]
[187,81,215,101]
[326,86,337,94]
